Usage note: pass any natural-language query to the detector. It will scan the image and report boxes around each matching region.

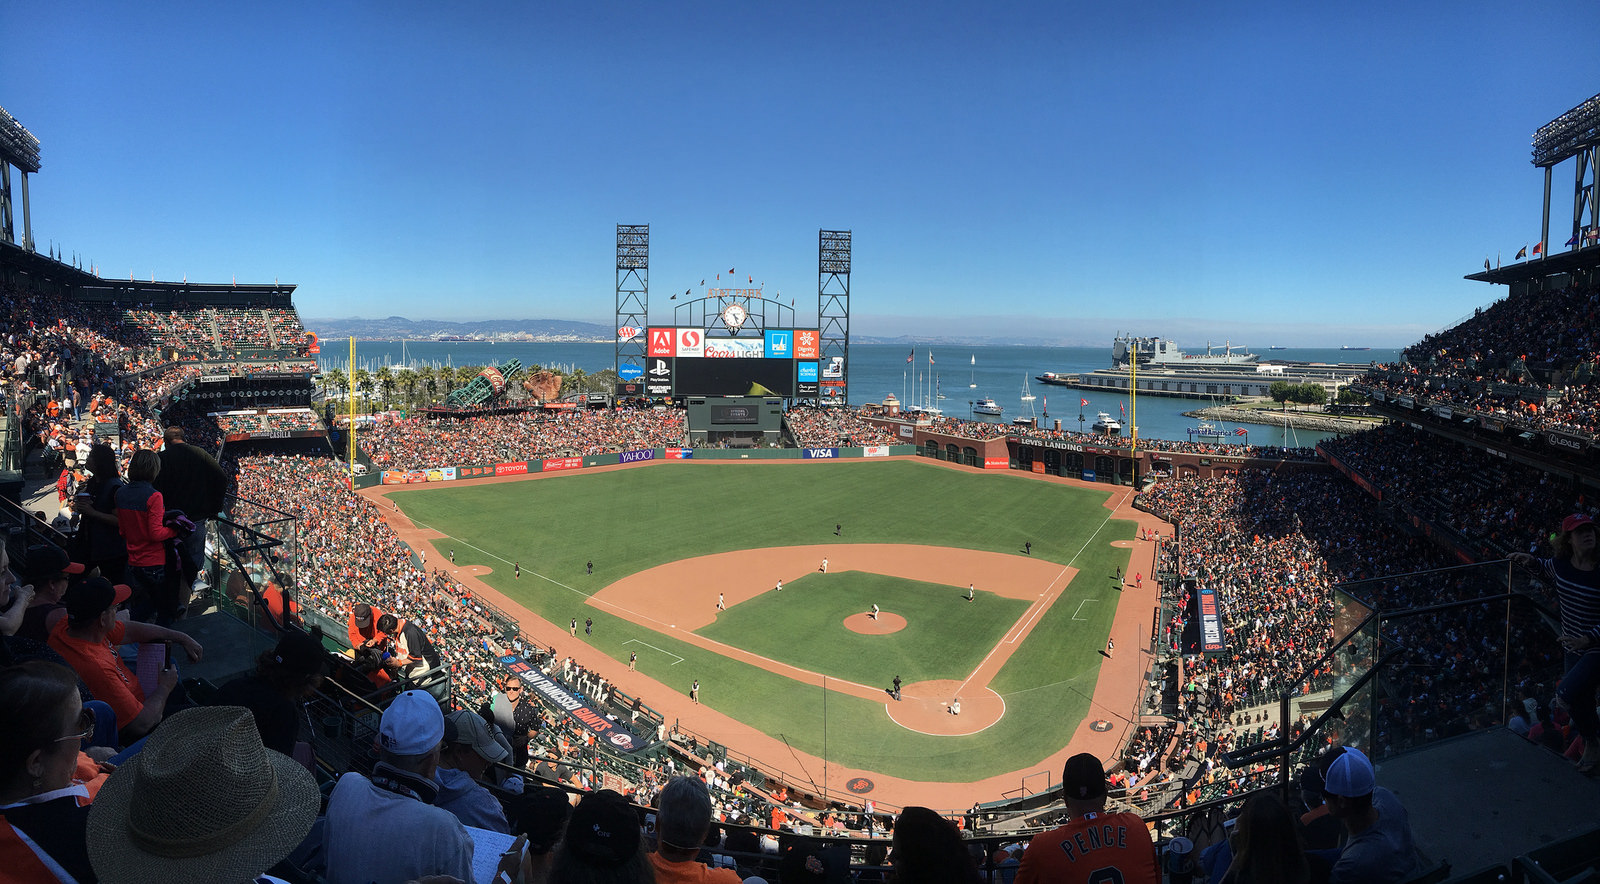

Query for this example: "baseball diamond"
[374,456,1162,804]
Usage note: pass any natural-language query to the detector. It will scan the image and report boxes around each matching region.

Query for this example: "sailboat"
[969,354,977,389]
[1014,376,1038,426]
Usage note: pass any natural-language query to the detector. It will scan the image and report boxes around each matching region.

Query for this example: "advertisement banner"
[1548,432,1587,453]
[764,330,794,359]
[822,356,844,378]
[666,448,694,459]
[862,446,890,457]
[797,362,818,382]
[617,326,642,341]
[802,448,838,459]
[675,328,703,358]
[615,381,642,397]
[381,470,408,485]
[703,338,765,358]
[439,467,457,481]
[458,465,494,478]
[984,457,1009,469]
[646,357,673,396]
[500,656,645,753]
[618,363,644,380]
[648,328,676,357]
[1197,586,1225,654]
[542,456,583,472]
[494,462,529,477]
[899,424,914,438]
[794,329,820,359]
[797,382,818,396]
[1082,469,1096,481]
[426,469,445,482]
[619,449,655,464]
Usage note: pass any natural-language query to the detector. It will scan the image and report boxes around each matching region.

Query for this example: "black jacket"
[154,441,230,518]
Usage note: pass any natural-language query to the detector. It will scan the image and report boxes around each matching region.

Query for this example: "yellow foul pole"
[1129,351,1138,483]
[348,337,357,478]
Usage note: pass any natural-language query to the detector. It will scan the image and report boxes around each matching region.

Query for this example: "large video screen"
[674,357,797,397]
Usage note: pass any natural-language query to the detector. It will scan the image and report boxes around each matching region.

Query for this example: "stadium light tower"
[818,230,851,408]
[616,225,649,395]
[1531,92,1600,259]
[0,105,42,253]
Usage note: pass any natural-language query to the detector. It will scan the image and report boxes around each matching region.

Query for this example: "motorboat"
[1091,411,1122,434]
[973,397,1002,416]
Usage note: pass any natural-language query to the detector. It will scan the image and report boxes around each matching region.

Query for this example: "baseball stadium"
[3,87,1600,884]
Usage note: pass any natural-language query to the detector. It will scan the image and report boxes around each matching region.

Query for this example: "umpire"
[154,426,230,589]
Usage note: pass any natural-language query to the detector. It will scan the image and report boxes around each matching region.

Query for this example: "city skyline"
[2,2,1594,346]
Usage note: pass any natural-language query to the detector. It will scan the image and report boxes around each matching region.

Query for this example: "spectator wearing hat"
[649,776,741,884]
[0,661,100,883]
[346,602,388,651]
[215,628,331,765]
[153,426,230,590]
[47,577,202,743]
[1511,512,1600,774]
[322,690,474,884]
[376,612,443,683]
[547,789,649,884]
[1015,752,1160,884]
[503,784,573,884]
[436,708,513,833]
[15,545,85,643]
[1319,747,1418,884]
[114,450,181,624]
[85,705,319,884]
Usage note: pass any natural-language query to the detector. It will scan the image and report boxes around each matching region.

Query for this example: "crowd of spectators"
[1359,283,1600,437]
[212,409,323,438]
[360,408,687,469]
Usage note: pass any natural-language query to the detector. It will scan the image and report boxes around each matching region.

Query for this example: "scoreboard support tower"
[616,225,649,387]
[818,230,851,408]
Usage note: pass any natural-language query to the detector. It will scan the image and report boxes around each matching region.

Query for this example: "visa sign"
[802,448,838,459]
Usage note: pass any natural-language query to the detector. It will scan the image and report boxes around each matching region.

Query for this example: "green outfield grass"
[696,573,1030,687]
[390,459,1136,781]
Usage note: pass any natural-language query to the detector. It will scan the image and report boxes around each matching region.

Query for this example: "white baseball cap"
[379,690,444,756]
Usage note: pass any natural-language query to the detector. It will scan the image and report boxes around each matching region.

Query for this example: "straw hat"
[87,706,319,884]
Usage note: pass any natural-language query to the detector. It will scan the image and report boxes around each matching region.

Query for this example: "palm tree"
[375,365,395,410]
[396,368,418,408]
[563,368,588,398]
[420,366,438,402]
[322,368,348,402]
[353,368,373,413]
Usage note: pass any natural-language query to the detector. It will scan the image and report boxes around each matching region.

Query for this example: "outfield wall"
[356,444,921,488]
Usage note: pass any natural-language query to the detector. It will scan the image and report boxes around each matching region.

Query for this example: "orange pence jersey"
[1014,811,1161,884]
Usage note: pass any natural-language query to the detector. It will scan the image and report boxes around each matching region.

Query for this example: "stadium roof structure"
[0,106,41,173]
[1532,92,1600,168]
[1466,241,1600,284]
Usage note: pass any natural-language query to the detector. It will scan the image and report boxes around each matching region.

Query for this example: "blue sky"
[3,2,1595,346]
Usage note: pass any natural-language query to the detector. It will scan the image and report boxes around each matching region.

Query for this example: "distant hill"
[301,316,613,341]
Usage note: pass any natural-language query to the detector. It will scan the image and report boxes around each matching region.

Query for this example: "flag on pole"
[729,267,735,274]
[928,351,934,365]
[700,279,705,285]
[748,275,753,284]
[1234,427,1248,436]
[1515,245,1527,260]
[1533,242,1544,256]
[1119,402,1126,417]
[1484,258,1491,271]
[1080,398,1089,407]
[1566,234,1579,246]
[907,349,914,364]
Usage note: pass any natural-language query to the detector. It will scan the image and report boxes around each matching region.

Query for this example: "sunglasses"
[56,709,95,745]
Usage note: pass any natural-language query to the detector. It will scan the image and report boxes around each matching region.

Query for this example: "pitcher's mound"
[885,680,1004,735]
[845,612,906,634]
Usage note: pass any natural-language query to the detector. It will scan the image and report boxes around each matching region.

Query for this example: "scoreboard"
[623,327,829,398]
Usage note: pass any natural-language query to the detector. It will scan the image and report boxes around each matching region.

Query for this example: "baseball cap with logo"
[1563,513,1596,533]
[351,603,374,627]
[444,709,510,764]
[378,690,444,756]
[1061,753,1107,801]
[1323,746,1376,798]
[565,789,640,867]
[27,545,86,583]
[64,577,132,623]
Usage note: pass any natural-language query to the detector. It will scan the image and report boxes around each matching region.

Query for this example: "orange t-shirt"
[649,853,741,884]
[48,621,145,729]
[1015,811,1161,884]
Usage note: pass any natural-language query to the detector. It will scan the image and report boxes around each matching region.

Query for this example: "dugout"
[683,397,784,447]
